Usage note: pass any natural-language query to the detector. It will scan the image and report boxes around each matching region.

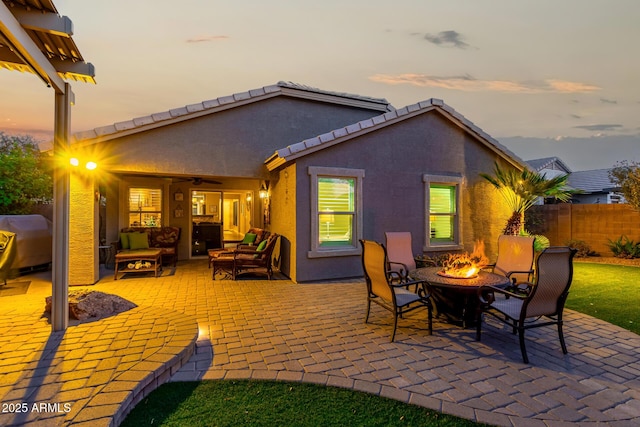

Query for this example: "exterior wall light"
[259,185,268,199]
[259,181,270,199]
[70,157,97,170]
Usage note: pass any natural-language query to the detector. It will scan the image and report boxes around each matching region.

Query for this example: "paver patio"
[0,260,639,426]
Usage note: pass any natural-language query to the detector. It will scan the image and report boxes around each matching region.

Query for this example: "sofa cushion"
[129,232,150,250]
[152,227,180,247]
[120,233,131,250]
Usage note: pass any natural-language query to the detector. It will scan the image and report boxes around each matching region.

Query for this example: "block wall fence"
[529,204,640,256]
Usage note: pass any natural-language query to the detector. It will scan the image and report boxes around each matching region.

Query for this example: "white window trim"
[127,186,163,228]
[423,174,464,251]
[308,166,364,258]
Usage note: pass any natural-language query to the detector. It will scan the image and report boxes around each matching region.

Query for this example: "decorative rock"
[45,290,137,320]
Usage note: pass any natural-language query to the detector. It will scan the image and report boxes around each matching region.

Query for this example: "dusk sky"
[1,0,638,171]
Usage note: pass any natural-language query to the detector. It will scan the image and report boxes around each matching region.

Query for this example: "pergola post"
[51,83,72,331]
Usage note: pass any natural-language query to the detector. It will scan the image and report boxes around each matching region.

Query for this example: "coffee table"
[114,249,162,280]
[410,267,511,328]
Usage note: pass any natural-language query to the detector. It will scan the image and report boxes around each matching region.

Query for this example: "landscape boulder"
[45,290,137,320]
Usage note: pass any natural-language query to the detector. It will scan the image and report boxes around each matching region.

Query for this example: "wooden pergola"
[0,0,95,331]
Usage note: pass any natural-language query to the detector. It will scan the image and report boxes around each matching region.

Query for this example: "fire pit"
[438,241,488,279]
[411,241,506,328]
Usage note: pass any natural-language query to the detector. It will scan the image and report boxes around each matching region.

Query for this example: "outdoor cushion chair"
[236,228,270,249]
[0,231,17,286]
[384,232,419,282]
[233,233,280,280]
[360,239,433,342]
[487,235,536,287]
[475,246,577,363]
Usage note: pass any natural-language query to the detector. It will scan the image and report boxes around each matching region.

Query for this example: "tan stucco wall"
[69,172,99,285]
[269,164,297,281]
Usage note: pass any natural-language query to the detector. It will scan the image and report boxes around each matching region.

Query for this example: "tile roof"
[567,168,618,193]
[526,157,572,173]
[265,98,528,171]
[72,81,393,143]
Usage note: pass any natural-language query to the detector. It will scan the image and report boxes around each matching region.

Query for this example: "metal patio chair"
[476,246,577,363]
[360,239,433,342]
[488,235,536,287]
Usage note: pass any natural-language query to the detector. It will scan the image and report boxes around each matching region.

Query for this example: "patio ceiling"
[0,0,95,86]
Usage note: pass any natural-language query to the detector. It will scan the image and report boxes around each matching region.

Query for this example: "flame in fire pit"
[439,241,489,279]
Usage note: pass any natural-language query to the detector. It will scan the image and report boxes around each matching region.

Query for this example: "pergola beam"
[9,7,73,37]
[0,1,66,91]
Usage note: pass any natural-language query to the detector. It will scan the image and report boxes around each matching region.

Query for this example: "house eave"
[266,99,529,172]
[72,81,393,145]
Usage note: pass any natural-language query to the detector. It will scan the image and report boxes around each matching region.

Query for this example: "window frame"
[127,187,163,227]
[308,166,364,258]
[423,174,463,251]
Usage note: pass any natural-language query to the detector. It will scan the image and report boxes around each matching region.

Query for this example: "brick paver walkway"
[1,260,639,426]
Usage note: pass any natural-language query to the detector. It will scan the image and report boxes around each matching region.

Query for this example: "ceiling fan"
[173,177,222,186]
[121,174,222,185]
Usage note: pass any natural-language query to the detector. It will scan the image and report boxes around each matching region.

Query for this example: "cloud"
[423,30,469,49]
[600,98,617,104]
[369,74,601,94]
[574,124,623,132]
[186,35,230,43]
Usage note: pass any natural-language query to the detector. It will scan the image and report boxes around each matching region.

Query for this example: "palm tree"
[480,162,573,235]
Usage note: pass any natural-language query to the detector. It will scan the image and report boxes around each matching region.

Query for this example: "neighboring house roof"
[526,157,572,174]
[568,169,619,194]
[265,98,528,171]
[72,81,393,144]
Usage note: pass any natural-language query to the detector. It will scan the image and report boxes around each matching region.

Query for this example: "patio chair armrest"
[234,248,259,255]
[477,284,526,305]
[391,279,431,298]
[388,261,409,274]
[505,269,534,279]
[387,270,403,280]
[511,280,535,295]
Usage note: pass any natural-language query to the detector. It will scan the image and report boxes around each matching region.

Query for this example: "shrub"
[520,229,550,253]
[565,239,596,258]
[607,235,640,259]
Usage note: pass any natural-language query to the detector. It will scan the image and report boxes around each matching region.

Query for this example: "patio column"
[69,171,99,285]
[52,83,72,331]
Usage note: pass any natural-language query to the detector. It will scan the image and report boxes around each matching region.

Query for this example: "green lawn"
[121,380,486,427]
[122,262,639,427]
[567,262,640,335]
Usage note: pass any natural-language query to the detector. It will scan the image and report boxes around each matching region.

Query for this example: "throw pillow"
[129,232,150,250]
[120,232,130,250]
[256,239,268,251]
[241,233,257,245]
[253,239,269,259]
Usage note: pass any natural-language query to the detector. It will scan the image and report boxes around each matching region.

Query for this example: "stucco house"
[67,82,526,284]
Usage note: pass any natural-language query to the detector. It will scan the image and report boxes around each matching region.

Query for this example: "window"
[309,167,364,258]
[423,174,463,250]
[128,187,162,227]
